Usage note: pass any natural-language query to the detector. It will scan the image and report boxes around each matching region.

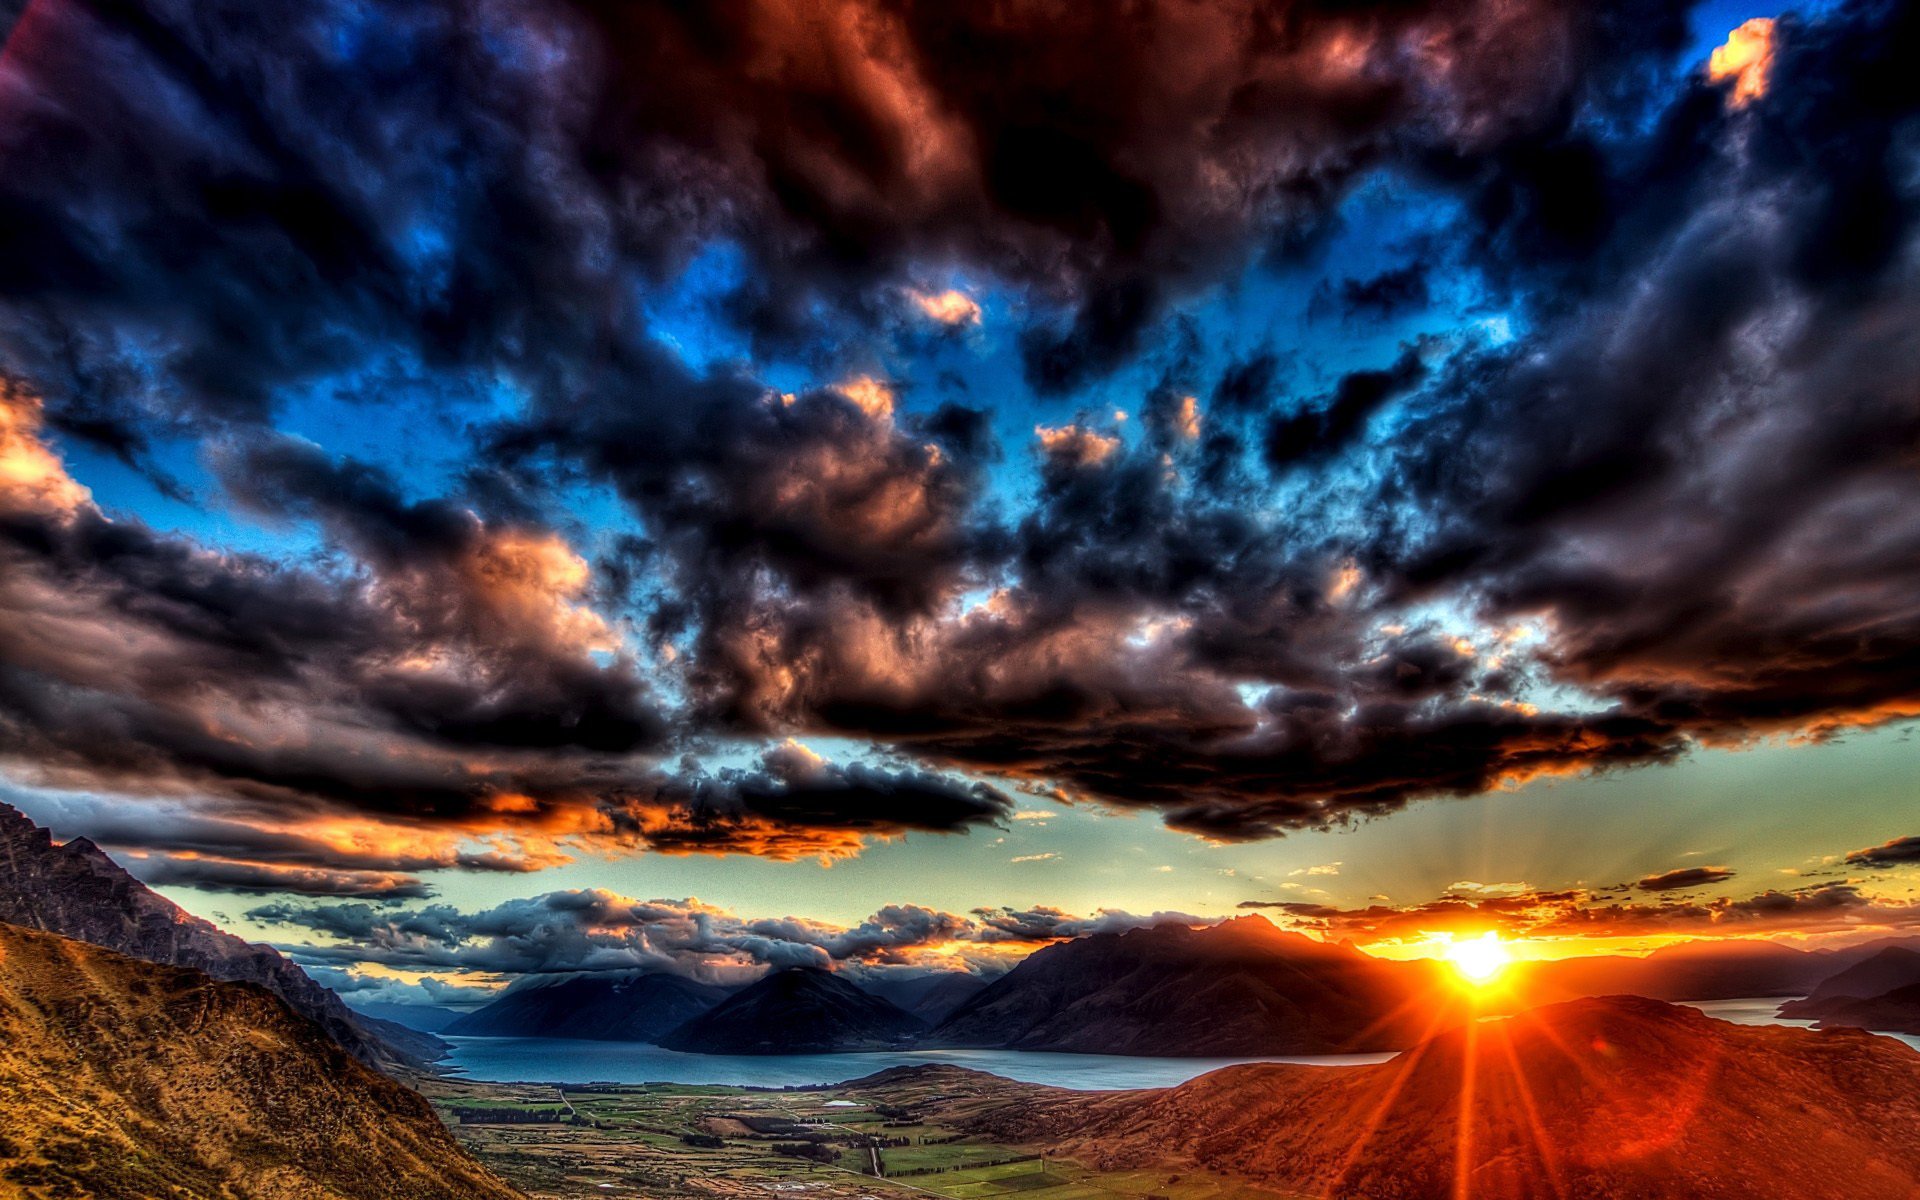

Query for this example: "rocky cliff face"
[0,921,519,1200]
[0,802,440,1068]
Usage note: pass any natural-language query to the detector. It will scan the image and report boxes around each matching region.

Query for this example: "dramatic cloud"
[1242,879,1920,944]
[131,857,434,900]
[0,0,1916,873]
[0,395,1004,865]
[1846,836,1920,869]
[1636,866,1737,892]
[250,890,1192,982]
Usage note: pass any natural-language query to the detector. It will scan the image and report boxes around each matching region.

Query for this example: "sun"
[1444,932,1512,985]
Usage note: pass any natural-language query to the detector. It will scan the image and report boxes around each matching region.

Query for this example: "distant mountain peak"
[924,913,1443,1055]
[659,963,925,1055]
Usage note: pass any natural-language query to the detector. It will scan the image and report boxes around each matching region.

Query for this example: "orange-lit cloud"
[0,384,89,513]
[1708,17,1775,108]
[836,375,897,422]
[1245,876,1920,952]
[908,288,982,327]
[1034,423,1121,468]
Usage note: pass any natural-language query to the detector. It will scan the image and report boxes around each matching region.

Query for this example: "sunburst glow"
[1445,932,1513,985]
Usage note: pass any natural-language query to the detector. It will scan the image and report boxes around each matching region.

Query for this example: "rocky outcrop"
[0,802,441,1068]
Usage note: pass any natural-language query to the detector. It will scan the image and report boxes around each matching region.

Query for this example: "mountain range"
[0,802,442,1069]
[947,994,1920,1200]
[925,915,1455,1054]
[444,970,735,1041]
[426,915,1920,1058]
[1779,946,1920,1034]
[0,920,518,1200]
[659,966,927,1054]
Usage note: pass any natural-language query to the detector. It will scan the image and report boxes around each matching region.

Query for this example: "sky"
[0,0,1917,1006]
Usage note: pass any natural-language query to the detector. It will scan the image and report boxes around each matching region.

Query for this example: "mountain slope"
[0,802,438,1068]
[925,915,1450,1055]
[344,1001,467,1034]
[0,921,519,1200]
[1506,939,1836,1002]
[445,970,732,1041]
[1781,982,1920,1035]
[964,996,1920,1200]
[659,967,924,1054]
[1788,947,1920,1004]
[859,970,993,1024]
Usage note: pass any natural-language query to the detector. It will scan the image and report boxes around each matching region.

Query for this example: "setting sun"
[1445,932,1513,985]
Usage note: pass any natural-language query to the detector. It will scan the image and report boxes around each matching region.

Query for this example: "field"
[416,1067,1294,1200]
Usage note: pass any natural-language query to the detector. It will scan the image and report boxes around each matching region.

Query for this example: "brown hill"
[966,996,1920,1200]
[0,802,439,1068]
[925,915,1458,1055]
[0,920,520,1200]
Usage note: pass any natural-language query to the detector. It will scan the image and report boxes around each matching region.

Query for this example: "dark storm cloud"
[1,0,1919,860]
[1266,346,1428,469]
[1636,866,1736,892]
[1846,836,1920,869]
[611,742,1013,860]
[0,398,1003,861]
[0,0,1695,458]
[132,856,435,900]
[1310,263,1432,322]
[1361,2,1920,768]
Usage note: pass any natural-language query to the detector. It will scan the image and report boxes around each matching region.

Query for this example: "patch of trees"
[450,1106,575,1125]
[773,1142,839,1164]
[891,1154,1043,1178]
[724,1114,812,1137]
[680,1133,725,1149]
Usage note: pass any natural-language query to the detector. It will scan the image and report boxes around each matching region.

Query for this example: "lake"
[440,997,1920,1091]
[438,1037,1397,1091]
[1681,996,1920,1053]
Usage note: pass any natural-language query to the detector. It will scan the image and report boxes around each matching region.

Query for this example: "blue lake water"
[441,998,1920,1091]
[1681,996,1920,1053]
[439,1037,1396,1091]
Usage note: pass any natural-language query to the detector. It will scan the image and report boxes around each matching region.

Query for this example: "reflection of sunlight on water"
[1681,996,1920,1054]
[439,1038,1397,1091]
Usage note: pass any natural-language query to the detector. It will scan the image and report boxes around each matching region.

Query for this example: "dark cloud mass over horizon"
[0,0,1917,945]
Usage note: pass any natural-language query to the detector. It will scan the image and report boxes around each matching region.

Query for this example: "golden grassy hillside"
[0,921,519,1200]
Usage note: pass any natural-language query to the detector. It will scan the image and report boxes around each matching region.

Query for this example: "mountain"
[344,1000,468,1034]
[1781,983,1920,1035]
[857,970,993,1024]
[1506,938,1834,1003]
[924,915,1452,1055]
[959,995,1920,1200]
[1787,947,1920,1005]
[0,801,442,1068]
[1777,946,1920,1033]
[0,921,519,1200]
[658,966,925,1054]
[445,970,733,1041]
